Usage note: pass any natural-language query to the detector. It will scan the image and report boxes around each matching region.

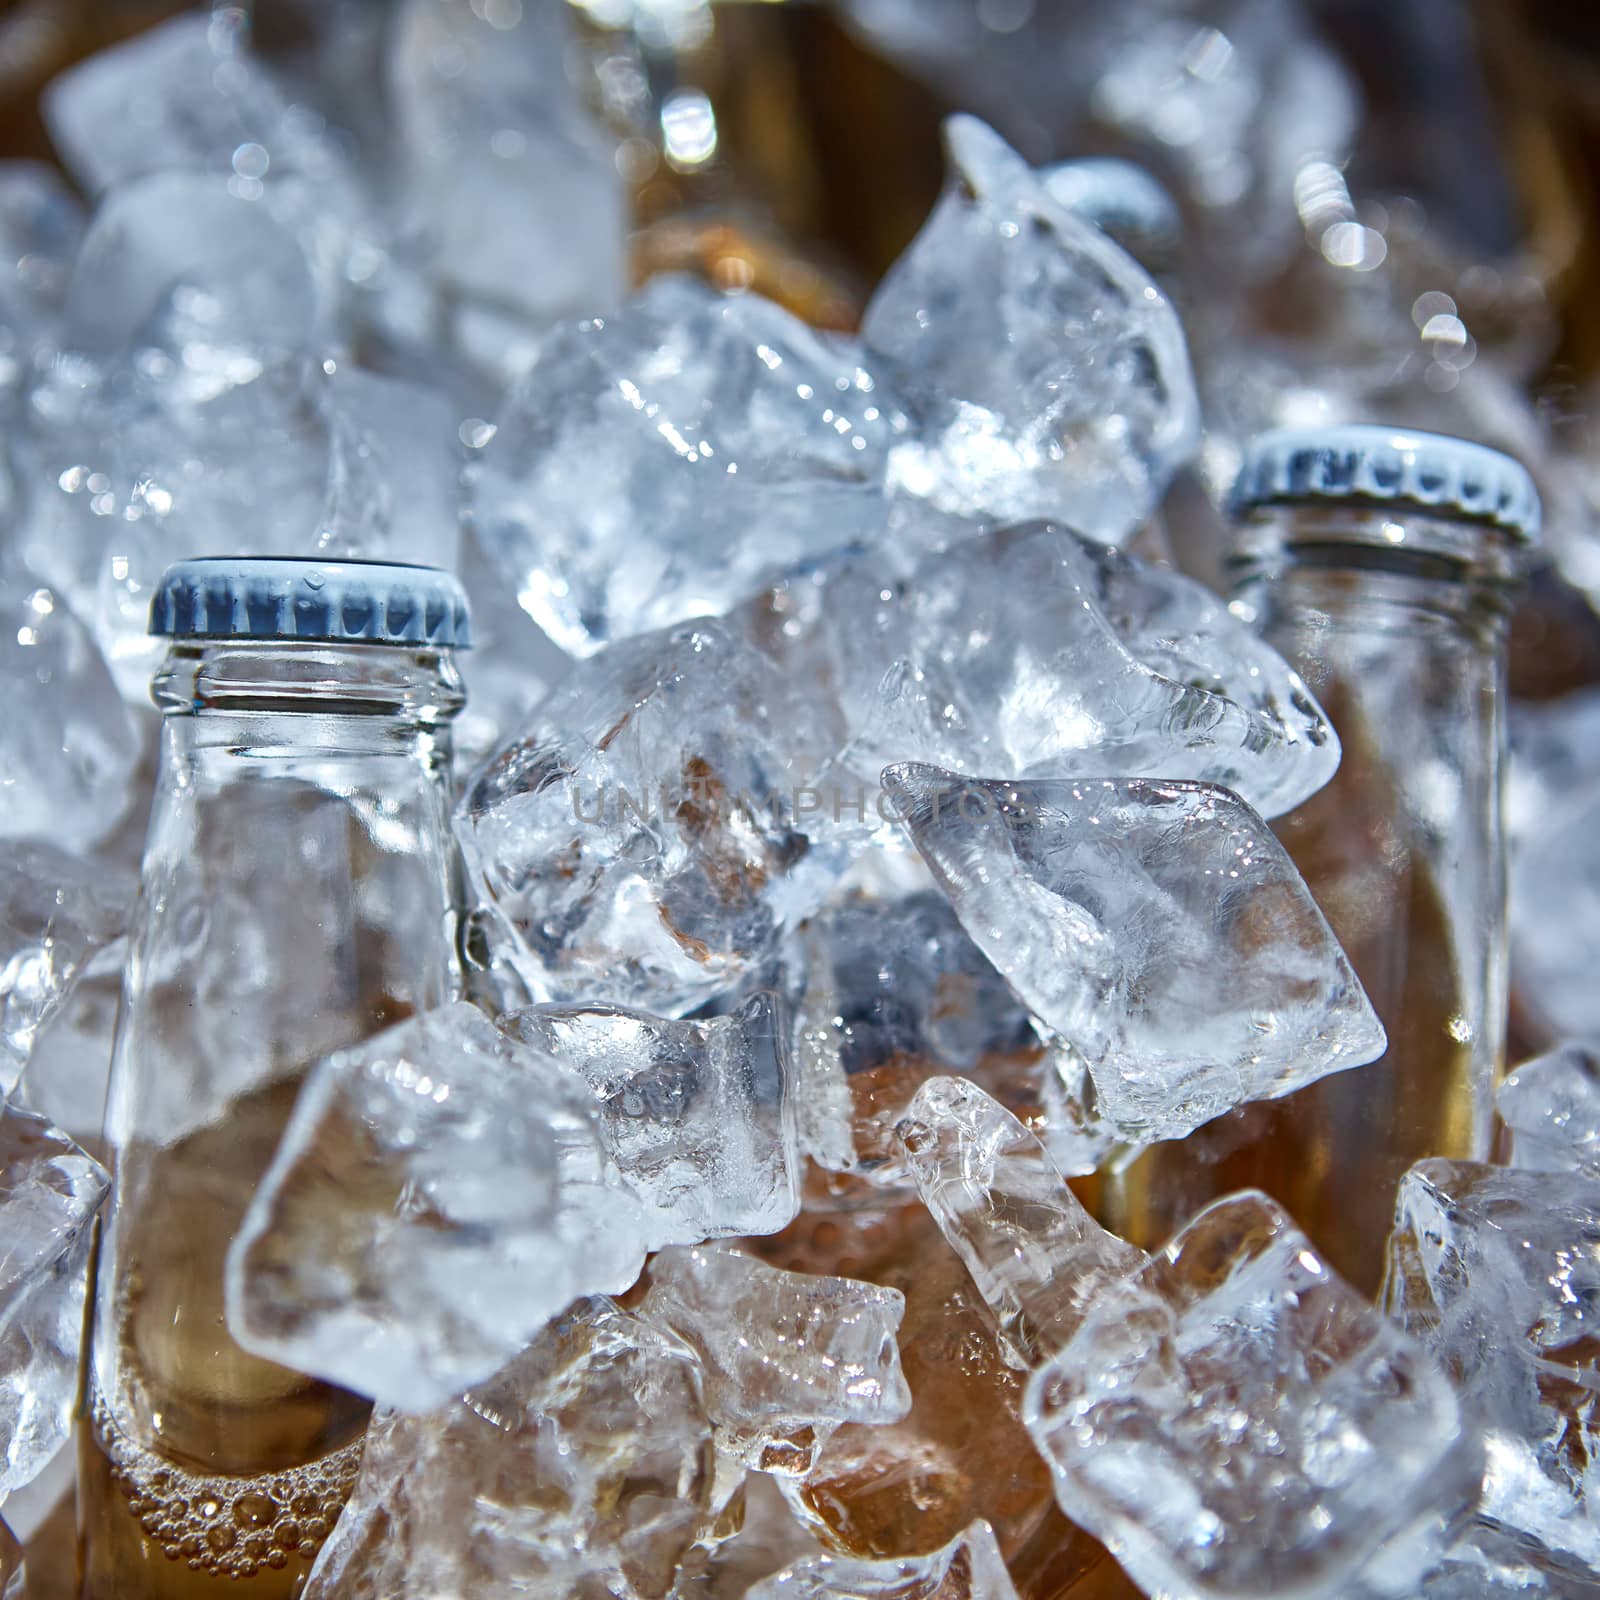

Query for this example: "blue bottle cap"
[149,557,472,648]
[1232,425,1541,543]
[1042,157,1181,251]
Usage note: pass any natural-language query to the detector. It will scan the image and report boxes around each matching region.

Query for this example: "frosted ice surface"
[1026,1190,1480,1600]
[1498,1044,1600,1175]
[227,1002,651,1411]
[502,991,801,1244]
[747,1518,1019,1600]
[0,841,133,1094]
[884,766,1386,1144]
[456,615,862,1017]
[1385,1159,1600,1580]
[0,1104,108,1498]
[893,1077,1142,1364]
[469,275,905,658]
[826,522,1338,819]
[864,117,1198,546]
[305,1297,714,1600]
[641,1244,911,1476]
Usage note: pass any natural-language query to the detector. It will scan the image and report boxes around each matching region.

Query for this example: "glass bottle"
[77,558,470,1599]
[571,0,865,329]
[1104,426,1538,1295]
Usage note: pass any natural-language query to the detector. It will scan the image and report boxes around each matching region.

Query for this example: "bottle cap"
[1231,424,1541,543]
[1042,158,1181,251]
[149,557,473,648]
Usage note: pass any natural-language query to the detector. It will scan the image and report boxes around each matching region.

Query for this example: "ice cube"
[0,1104,109,1498]
[12,940,123,1148]
[641,1244,911,1476]
[1026,1191,1480,1600]
[43,10,360,223]
[226,1001,652,1411]
[0,568,140,848]
[883,766,1387,1145]
[819,522,1338,819]
[893,1077,1143,1365]
[673,1472,824,1599]
[27,179,457,697]
[792,881,1061,1182]
[746,1518,1019,1600]
[502,991,801,1244]
[1508,696,1600,1041]
[1041,158,1181,259]
[304,1297,715,1600]
[469,275,906,658]
[864,117,1199,546]
[455,615,862,1017]
[1384,1160,1600,1579]
[306,362,462,572]
[1497,1044,1600,1175]
[387,0,626,327]
[834,1,1353,287]
[761,1192,1088,1574]
[453,527,573,769]
[0,841,134,1095]
[0,163,84,414]
[1409,1526,1593,1599]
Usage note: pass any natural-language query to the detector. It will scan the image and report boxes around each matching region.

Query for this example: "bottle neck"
[152,640,465,750]
[1228,505,1524,642]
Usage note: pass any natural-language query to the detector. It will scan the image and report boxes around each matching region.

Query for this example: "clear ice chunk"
[455,615,861,1017]
[27,177,457,698]
[834,1,1354,286]
[822,522,1338,819]
[864,117,1199,547]
[792,879,1060,1181]
[672,1471,825,1598]
[43,11,359,216]
[0,841,134,1095]
[502,992,800,1243]
[893,1077,1143,1365]
[304,1297,714,1600]
[746,1518,1019,1600]
[1384,1159,1600,1580]
[0,162,84,414]
[469,274,906,658]
[1409,1525,1595,1600]
[1508,693,1600,1043]
[771,1193,1085,1573]
[454,528,572,769]
[1026,1190,1480,1600]
[883,766,1387,1144]
[0,566,140,847]
[640,1244,912,1476]
[13,939,123,1148]
[388,0,625,327]
[1497,1044,1600,1175]
[0,1104,109,1498]
[226,1002,651,1411]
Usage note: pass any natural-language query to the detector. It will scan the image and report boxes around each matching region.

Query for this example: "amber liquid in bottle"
[76,1075,369,1598]
[1103,514,1517,1294]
